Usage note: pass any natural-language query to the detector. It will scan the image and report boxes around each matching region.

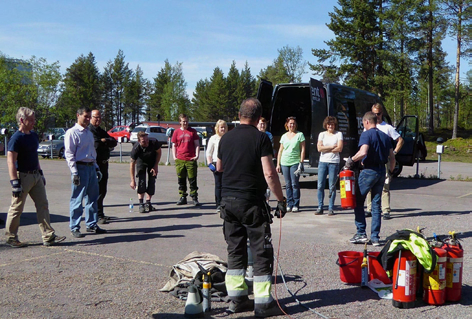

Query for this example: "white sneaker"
[292,207,299,212]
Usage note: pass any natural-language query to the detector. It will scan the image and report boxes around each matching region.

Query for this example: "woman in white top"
[315,116,343,216]
[206,119,227,212]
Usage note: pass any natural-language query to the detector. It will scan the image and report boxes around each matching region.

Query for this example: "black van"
[257,78,425,177]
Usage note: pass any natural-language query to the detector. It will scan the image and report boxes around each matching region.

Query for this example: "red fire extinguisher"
[442,232,463,302]
[423,247,447,305]
[392,250,417,308]
[339,169,356,209]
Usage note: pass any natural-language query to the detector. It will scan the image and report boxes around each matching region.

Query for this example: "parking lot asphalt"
[0,145,471,318]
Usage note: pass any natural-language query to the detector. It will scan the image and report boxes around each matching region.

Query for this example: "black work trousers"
[221,197,274,276]
[97,162,109,218]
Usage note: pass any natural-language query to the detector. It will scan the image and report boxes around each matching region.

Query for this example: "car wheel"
[58,148,65,159]
[391,162,403,178]
[42,155,47,159]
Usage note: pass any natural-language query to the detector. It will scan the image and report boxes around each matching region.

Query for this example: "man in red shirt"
[171,114,201,206]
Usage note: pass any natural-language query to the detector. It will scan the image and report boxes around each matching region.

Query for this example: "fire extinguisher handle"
[395,250,402,289]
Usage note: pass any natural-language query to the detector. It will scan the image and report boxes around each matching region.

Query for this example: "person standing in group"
[65,107,107,238]
[205,119,227,213]
[345,111,395,247]
[276,116,305,212]
[5,107,66,247]
[257,117,273,147]
[315,116,343,216]
[172,114,201,206]
[217,97,287,317]
[130,131,162,213]
[89,109,117,224]
[365,103,404,220]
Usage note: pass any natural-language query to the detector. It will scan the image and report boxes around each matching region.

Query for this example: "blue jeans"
[317,162,339,211]
[281,164,300,208]
[354,168,386,241]
[70,165,99,231]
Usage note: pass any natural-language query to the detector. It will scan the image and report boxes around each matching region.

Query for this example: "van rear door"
[308,79,328,168]
[256,80,274,121]
[395,115,419,167]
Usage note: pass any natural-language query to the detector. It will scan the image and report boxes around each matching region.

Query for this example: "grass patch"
[422,128,472,163]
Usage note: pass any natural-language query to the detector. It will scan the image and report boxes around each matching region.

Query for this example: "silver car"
[37,134,65,158]
[130,125,168,145]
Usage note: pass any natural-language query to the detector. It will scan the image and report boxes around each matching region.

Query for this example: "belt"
[20,170,40,174]
[76,161,95,166]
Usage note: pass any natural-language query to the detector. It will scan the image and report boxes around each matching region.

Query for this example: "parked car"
[37,134,65,158]
[108,125,131,142]
[130,125,168,145]
[42,127,66,141]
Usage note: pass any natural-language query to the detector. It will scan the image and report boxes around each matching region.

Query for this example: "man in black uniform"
[130,131,162,213]
[217,98,287,318]
[89,109,117,224]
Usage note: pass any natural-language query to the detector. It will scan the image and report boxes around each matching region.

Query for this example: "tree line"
[0,0,470,139]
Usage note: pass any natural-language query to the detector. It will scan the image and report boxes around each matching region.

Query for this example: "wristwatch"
[393,151,397,155]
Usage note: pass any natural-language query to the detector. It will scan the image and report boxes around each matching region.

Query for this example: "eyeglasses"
[373,112,382,116]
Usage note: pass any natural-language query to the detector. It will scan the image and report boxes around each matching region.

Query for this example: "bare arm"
[332,139,343,153]
[352,144,369,162]
[389,148,396,172]
[150,149,162,177]
[276,143,284,173]
[300,140,306,162]
[394,136,404,154]
[262,155,284,201]
[317,139,336,153]
[192,139,200,161]
[216,158,223,172]
[172,143,176,160]
[130,159,136,189]
[7,151,18,180]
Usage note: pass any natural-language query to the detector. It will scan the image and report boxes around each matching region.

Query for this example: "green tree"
[59,52,101,127]
[110,50,132,125]
[123,65,147,125]
[259,45,306,85]
[440,0,471,138]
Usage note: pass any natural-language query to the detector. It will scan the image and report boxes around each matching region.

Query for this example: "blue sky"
[1,0,466,98]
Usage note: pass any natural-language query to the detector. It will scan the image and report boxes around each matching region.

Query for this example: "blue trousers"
[69,165,99,231]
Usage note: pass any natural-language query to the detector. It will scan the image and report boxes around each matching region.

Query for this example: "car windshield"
[132,127,146,133]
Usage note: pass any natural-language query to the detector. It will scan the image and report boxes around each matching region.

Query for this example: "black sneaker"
[71,230,84,238]
[314,208,323,215]
[86,226,107,234]
[97,217,109,224]
[6,238,28,248]
[139,205,146,213]
[255,300,287,318]
[43,235,66,246]
[145,203,156,212]
[350,233,369,244]
[227,298,254,313]
[383,212,392,220]
[192,197,201,206]
[365,211,372,217]
[176,197,187,205]
[328,210,335,216]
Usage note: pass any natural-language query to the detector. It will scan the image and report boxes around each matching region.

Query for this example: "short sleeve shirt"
[218,124,273,202]
[130,139,161,171]
[8,130,40,172]
[358,128,392,167]
[171,127,199,161]
[280,132,305,166]
[318,131,343,163]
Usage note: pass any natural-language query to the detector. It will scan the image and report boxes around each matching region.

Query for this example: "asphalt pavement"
[0,145,471,318]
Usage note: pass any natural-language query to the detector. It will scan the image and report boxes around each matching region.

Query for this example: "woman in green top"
[276,117,306,212]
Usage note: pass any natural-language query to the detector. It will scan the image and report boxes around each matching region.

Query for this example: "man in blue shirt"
[65,107,107,238]
[345,111,395,246]
[5,107,66,247]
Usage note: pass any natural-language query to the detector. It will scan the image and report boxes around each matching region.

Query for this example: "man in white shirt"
[65,107,107,238]
[365,103,404,220]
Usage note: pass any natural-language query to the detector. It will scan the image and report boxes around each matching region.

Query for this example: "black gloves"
[345,156,354,169]
[10,179,22,198]
[299,162,304,172]
[274,197,287,218]
[73,175,80,186]
[96,169,103,182]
